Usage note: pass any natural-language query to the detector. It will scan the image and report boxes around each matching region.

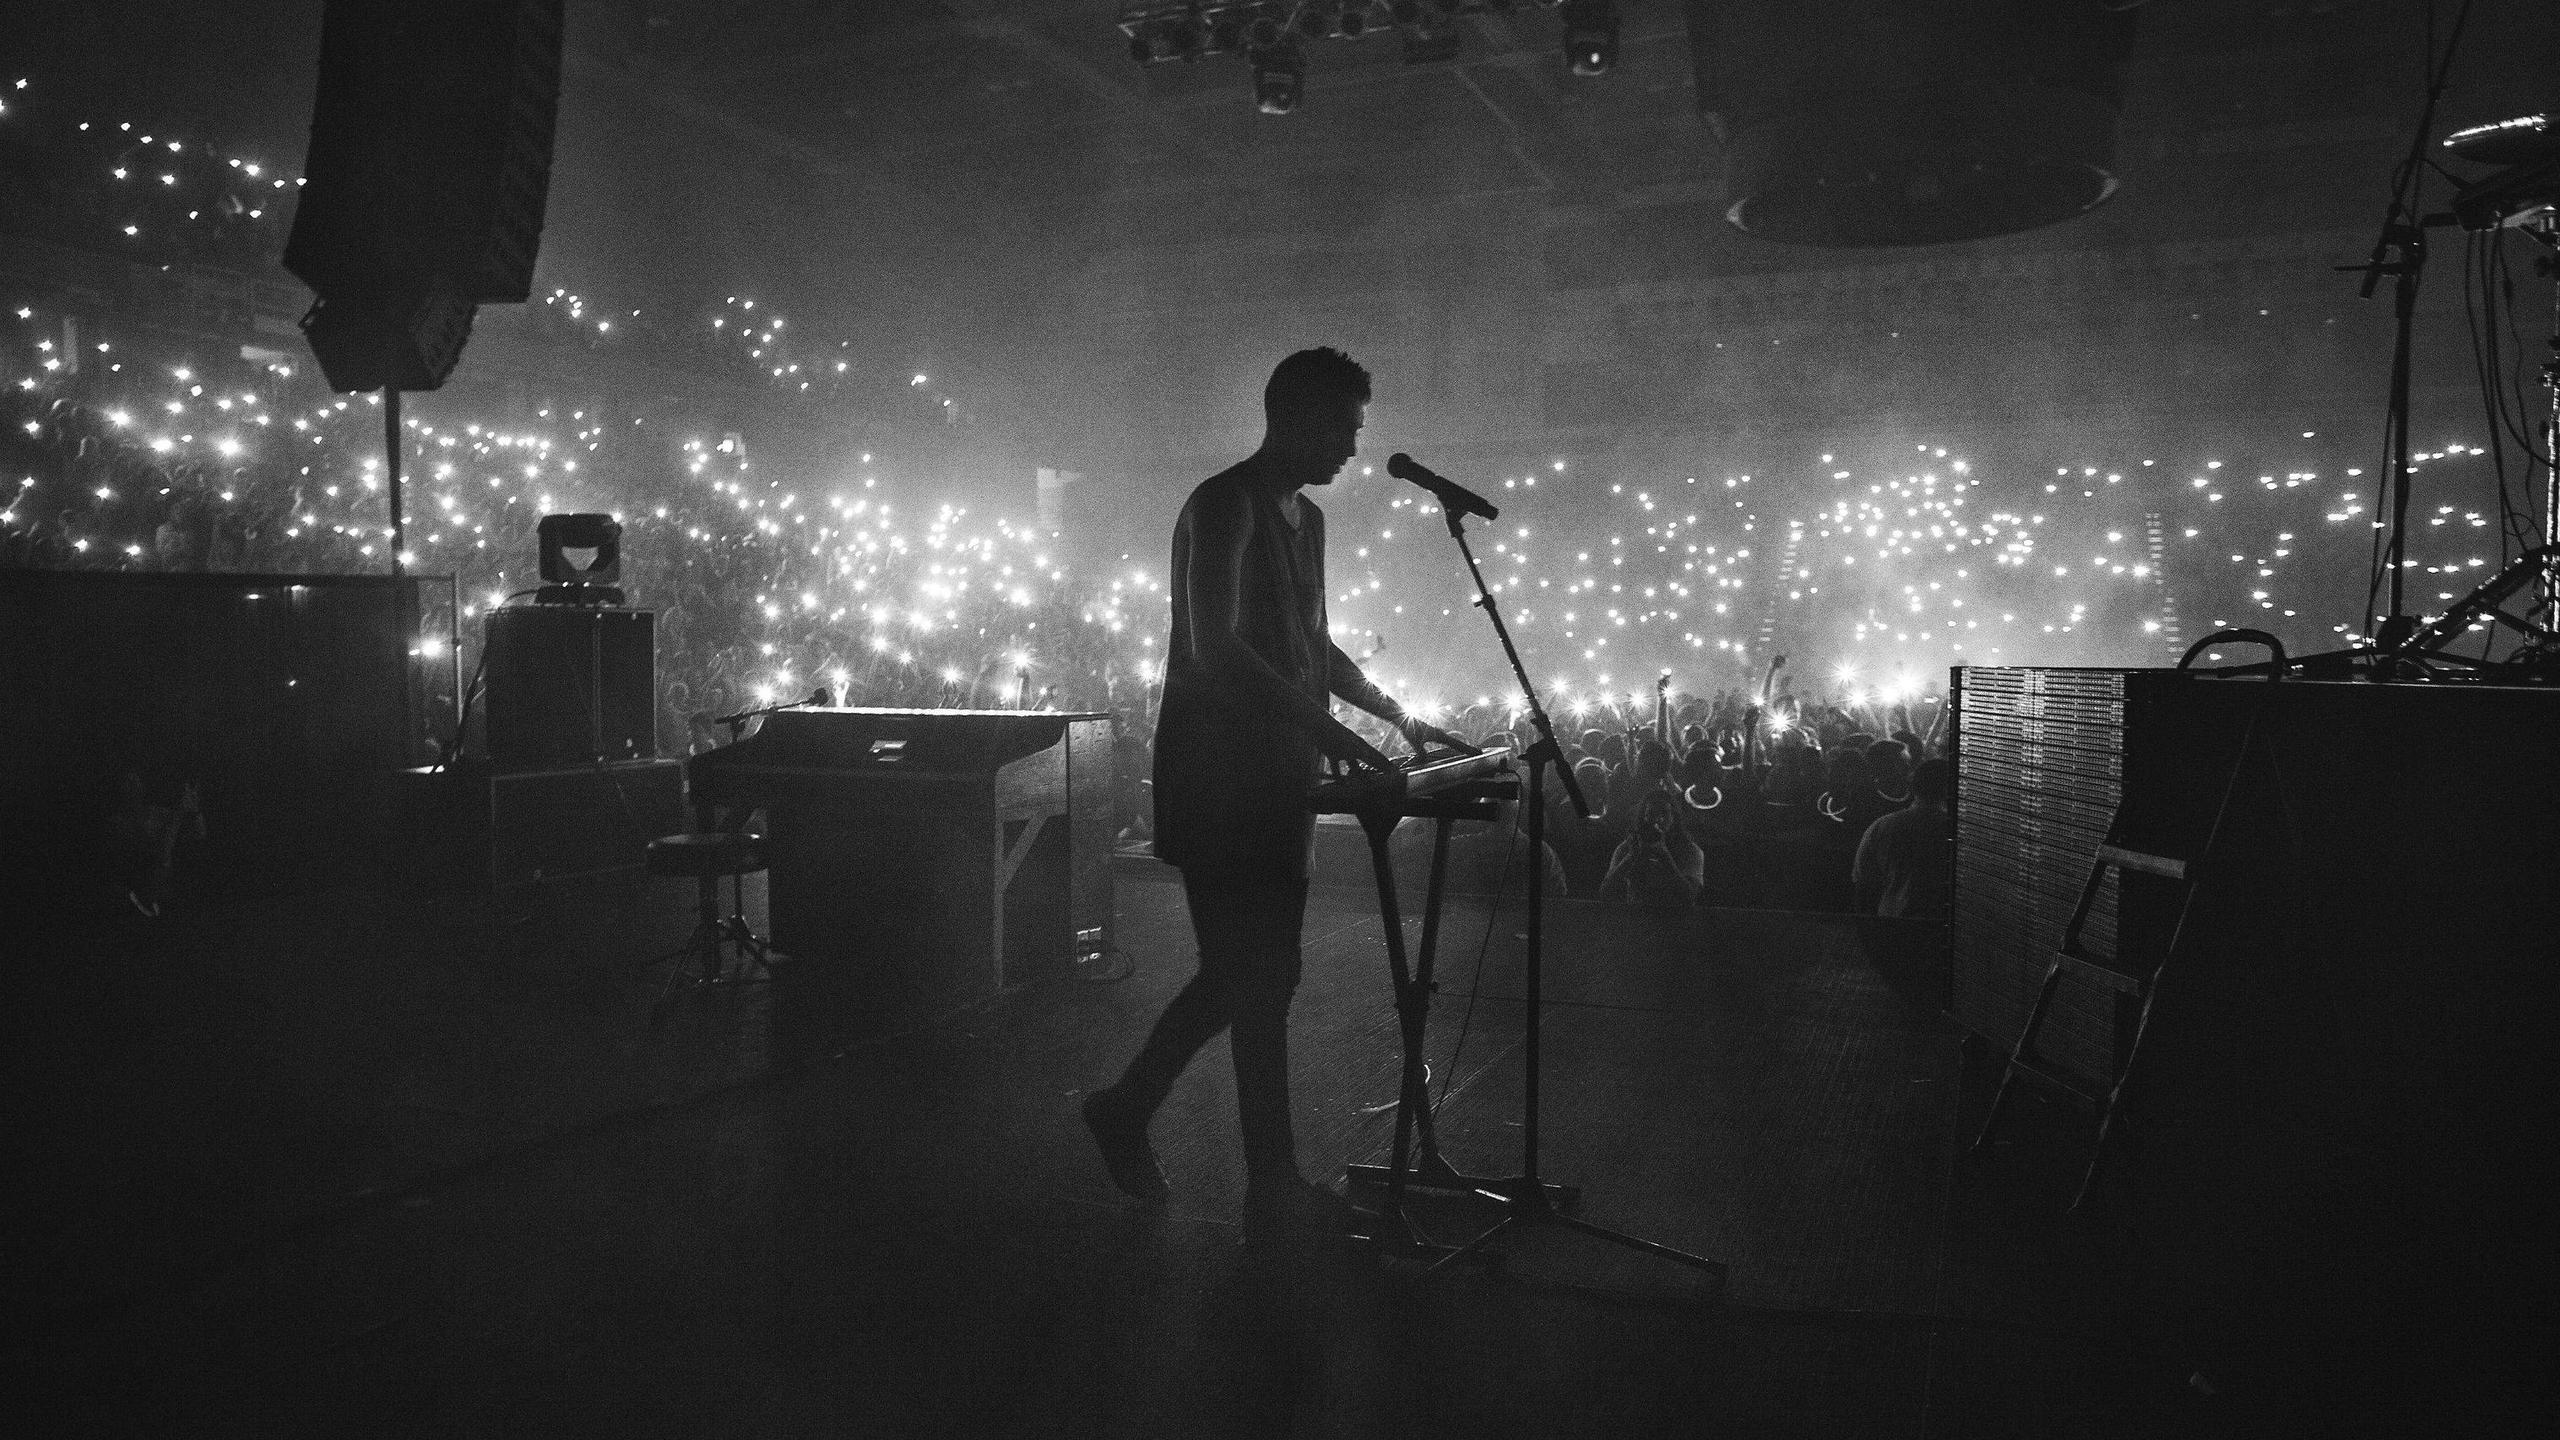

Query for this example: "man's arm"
[1597,837,1639,901]
[1185,484,1392,770]
[1326,639,1473,754]
[1852,816,1887,913]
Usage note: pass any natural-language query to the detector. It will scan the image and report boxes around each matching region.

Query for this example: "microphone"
[1386,452,1500,523]
[713,688,829,728]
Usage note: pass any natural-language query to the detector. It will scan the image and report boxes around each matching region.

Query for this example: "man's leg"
[1219,875,1308,1185]
[1212,873,1358,1238]
[1084,867,1268,1203]
[1099,965,1239,1119]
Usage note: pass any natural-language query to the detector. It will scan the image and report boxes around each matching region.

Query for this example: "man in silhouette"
[1083,347,1464,1240]
[1854,756,1953,918]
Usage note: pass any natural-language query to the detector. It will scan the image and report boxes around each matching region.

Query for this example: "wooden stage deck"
[5,866,2419,1437]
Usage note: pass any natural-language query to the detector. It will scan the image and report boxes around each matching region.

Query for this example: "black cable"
[2177,628,2287,675]
[1427,799,1525,1120]
[433,644,491,774]
[2492,231,2555,471]
[2475,230,2547,535]
[2361,0,2481,631]
[2463,230,2520,660]
[2459,224,2560,661]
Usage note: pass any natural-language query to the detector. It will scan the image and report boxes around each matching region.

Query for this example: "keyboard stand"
[1331,776,1577,1246]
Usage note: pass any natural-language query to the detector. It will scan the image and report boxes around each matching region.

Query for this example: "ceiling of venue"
[12,0,2556,477]
[601,1,2543,252]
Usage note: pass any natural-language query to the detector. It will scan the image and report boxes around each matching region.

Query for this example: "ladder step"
[2095,843,2185,881]
[2002,1054,2107,1105]
[2053,949,2148,996]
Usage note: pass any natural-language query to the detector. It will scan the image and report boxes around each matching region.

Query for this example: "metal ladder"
[1972,824,2199,1210]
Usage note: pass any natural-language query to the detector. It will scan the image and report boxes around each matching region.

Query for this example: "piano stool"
[647,831,773,998]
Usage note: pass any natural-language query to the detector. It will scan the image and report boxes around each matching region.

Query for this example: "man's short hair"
[1264,347,1372,422]
[1911,757,1951,807]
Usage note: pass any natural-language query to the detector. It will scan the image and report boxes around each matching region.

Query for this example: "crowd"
[1,297,1147,759]
[1371,680,1960,917]
[1106,677,1954,919]
[5,302,1950,921]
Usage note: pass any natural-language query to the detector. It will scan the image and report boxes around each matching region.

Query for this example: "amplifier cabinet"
[489,759,684,892]
[395,758,684,893]
[0,569,457,907]
[1951,667,2560,1138]
[1949,667,2136,1085]
[483,606,655,770]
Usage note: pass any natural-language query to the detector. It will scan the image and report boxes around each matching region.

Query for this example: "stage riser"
[1952,668,2560,1121]
[392,759,686,894]
[0,569,456,910]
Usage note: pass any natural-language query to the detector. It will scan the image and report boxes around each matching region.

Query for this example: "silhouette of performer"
[1083,347,1464,1239]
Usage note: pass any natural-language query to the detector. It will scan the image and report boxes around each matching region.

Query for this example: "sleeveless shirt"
[1151,463,1331,876]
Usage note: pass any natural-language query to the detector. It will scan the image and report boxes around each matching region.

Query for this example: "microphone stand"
[2351,212,2431,662]
[2285,208,2560,681]
[693,690,829,835]
[712,690,826,744]
[1414,496,1726,1284]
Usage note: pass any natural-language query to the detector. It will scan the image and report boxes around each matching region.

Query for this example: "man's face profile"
[1275,398,1364,485]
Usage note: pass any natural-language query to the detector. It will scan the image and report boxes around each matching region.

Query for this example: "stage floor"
[6,868,2151,1437]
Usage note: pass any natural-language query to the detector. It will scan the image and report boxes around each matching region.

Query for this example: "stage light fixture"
[1209,14,1244,51]
[2442,115,2560,231]
[1295,3,1337,40]
[1559,0,1618,76]
[1243,6,1285,48]
[1251,41,1307,115]
[536,512,624,605]
[1339,3,1370,38]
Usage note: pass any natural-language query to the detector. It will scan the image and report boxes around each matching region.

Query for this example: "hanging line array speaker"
[284,0,564,391]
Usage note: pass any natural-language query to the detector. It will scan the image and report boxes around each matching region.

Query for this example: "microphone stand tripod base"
[1343,1156,1577,1210]
[1424,1177,1729,1291]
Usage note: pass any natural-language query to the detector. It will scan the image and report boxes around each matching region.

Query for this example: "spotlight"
[536,513,624,605]
[1251,41,1306,115]
[1339,3,1370,38]
[1295,3,1336,40]
[1209,15,1245,52]
[1243,6,1285,48]
[1559,0,1618,77]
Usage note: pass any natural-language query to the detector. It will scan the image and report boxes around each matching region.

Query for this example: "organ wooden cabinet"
[687,708,1114,999]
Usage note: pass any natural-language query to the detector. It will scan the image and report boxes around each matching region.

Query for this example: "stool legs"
[655,867,772,1000]
[722,869,772,978]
